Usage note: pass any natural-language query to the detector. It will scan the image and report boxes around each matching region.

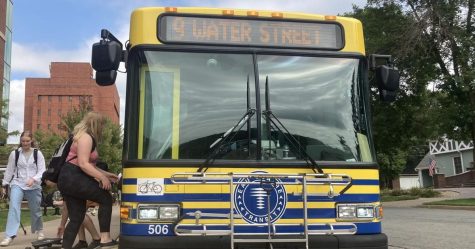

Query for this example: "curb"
[417,205,475,211]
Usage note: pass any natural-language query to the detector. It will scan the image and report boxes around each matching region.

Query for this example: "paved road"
[0,206,119,249]
[383,188,475,249]
[384,207,475,249]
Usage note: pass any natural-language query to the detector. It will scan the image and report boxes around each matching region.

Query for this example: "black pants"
[58,163,112,249]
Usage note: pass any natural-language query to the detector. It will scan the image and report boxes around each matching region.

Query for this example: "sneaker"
[99,239,117,248]
[37,231,45,240]
[0,237,13,247]
[72,240,88,249]
[87,239,101,249]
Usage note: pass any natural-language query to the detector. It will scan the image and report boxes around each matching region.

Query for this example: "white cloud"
[7,79,25,144]
[8,35,129,143]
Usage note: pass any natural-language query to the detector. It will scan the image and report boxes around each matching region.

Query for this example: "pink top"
[66,141,98,166]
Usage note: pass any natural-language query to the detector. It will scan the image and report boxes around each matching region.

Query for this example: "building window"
[48,109,51,116]
[69,96,73,102]
[37,124,40,129]
[48,124,51,130]
[454,156,463,174]
[59,96,62,102]
[58,109,62,116]
[37,109,41,116]
[48,96,52,102]
[38,96,42,101]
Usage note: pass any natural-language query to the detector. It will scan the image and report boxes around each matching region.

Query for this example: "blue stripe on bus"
[120,222,381,236]
[122,178,379,186]
[122,193,380,202]
[180,208,336,219]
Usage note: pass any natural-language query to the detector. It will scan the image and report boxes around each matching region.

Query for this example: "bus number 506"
[148,225,169,235]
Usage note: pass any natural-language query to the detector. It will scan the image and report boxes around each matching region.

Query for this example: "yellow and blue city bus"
[91,6,399,249]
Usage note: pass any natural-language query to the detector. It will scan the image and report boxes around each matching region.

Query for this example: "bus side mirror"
[91,29,124,86]
[369,54,400,102]
[375,65,400,102]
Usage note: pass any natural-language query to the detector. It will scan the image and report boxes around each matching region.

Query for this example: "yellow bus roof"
[129,7,365,55]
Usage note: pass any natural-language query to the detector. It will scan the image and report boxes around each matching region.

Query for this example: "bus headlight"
[138,206,159,220]
[137,204,180,222]
[338,205,356,218]
[356,206,374,218]
[337,204,376,221]
[159,206,179,220]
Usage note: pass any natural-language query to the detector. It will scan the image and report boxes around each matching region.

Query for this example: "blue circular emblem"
[234,172,287,224]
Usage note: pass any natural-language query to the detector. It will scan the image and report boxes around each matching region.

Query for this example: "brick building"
[1,0,13,134]
[24,62,120,134]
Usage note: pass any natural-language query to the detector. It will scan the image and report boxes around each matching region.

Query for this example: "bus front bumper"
[119,234,388,249]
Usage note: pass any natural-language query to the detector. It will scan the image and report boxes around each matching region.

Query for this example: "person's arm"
[31,150,46,184]
[76,134,112,190]
[96,167,118,183]
[2,151,16,187]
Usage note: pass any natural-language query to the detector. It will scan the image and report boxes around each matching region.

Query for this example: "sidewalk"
[383,187,475,210]
[0,205,120,249]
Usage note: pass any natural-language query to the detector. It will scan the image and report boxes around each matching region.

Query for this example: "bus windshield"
[135,50,372,162]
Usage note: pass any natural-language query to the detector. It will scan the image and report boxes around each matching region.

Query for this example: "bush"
[381,187,441,199]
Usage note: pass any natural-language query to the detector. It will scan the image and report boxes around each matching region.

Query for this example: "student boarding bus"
[91,7,399,249]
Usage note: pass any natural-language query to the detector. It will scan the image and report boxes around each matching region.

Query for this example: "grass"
[423,198,475,206]
[0,208,61,233]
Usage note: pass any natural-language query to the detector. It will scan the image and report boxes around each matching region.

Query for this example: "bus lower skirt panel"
[118,233,387,249]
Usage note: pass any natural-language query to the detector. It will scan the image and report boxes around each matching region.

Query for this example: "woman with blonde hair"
[57,112,118,249]
[1,131,46,247]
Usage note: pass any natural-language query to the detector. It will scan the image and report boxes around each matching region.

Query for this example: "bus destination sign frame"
[157,14,344,50]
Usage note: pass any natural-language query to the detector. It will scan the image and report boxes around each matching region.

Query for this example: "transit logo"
[234,171,287,224]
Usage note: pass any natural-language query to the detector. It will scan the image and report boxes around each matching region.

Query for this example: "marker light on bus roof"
[222,10,234,16]
[325,15,337,20]
[247,11,259,17]
[165,7,177,13]
[271,12,284,18]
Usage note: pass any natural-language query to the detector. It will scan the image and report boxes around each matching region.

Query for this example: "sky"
[7,0,366,143]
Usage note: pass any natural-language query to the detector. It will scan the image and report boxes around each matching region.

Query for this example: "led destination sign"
[159,15,343,50]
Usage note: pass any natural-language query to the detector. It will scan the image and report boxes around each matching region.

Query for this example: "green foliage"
[345,1,475,186]
[0,144,16,165]
[364,0,475,163]
[97,118,123,174]
[34,130,64,161]
[381,187,441,201]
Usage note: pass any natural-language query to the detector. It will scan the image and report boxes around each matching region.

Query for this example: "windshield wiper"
[198,75,255,173]
[262,76,324,174]
[197,108,256,172]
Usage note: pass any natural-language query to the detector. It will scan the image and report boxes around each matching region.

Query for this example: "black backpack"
[42,134,96,184]
[42,135,74,184]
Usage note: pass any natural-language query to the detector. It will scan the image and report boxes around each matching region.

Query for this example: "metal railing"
[171,172,355,249]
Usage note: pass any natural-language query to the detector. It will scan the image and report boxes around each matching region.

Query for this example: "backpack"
[42,134,96,184]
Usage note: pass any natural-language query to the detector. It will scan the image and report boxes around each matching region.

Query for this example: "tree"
[0,100,20,165]
[33,130,63,161]
[367,0,475,164]
[34,100,123,174]
[97,118,123,174]
[348,3,444,186]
